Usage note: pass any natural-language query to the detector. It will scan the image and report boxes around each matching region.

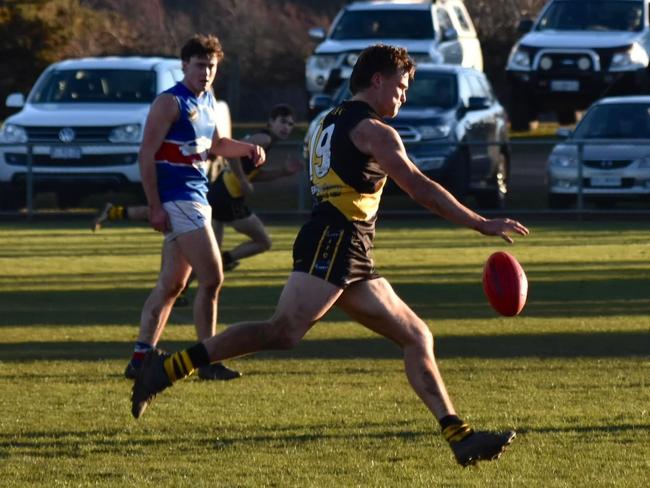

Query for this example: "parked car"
[305,0,483,98]
[507,0,650,130]
[0,56,231,209]
[306,64,510,208]
[547,95,650,207]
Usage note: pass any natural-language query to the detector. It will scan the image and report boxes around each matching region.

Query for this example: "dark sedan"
[307,64,510,208]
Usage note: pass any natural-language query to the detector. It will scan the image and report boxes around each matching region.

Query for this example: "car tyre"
[556,107,577,125]
[509,88,535,131]
[0,183,23,211]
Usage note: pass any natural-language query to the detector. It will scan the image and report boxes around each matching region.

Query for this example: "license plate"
[550,80,579,92]
[51,146,82,159]
[591,176,621,187]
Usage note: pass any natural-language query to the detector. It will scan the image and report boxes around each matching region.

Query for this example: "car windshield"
[574,103,650,139]
[536,1,644,32]
[334,71,457,109]
[331,10,435,40]
[29,69,157,103]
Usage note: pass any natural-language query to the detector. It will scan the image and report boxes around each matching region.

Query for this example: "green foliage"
[0,220,649,486]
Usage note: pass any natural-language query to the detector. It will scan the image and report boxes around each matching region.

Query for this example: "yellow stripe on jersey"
[222,165,260,198]
[312,166,386,221]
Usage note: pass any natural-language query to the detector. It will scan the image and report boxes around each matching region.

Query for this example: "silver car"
[547,96,650,207]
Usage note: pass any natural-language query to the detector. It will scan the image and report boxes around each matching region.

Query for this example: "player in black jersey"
[131,44,529,468]
[208,104,302,271]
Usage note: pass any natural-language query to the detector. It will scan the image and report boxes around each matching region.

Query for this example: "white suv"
[0,56,231,209]
[305,0,483,97]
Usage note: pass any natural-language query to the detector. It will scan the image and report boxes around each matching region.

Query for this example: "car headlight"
[507,46,531,71]
[0,123,28,143]
[308,55,338,70]
[108,124,141,143]
[418,125,451,140]
[549,154,577,168]
[610,43,650,71]
[636,156,650,168]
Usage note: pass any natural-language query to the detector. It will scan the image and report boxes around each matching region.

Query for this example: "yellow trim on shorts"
[309,225,330,274]
[324,230,345,282]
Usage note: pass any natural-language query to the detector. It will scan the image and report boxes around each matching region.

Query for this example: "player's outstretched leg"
[92,202,115,232]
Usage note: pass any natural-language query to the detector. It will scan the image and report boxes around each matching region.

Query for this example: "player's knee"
[404,324,434,350]
[159,279,187,299]
[264,316,303,350]
[256,234,272,252]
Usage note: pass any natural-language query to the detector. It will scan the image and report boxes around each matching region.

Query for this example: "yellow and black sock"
[440,415,474,443]
[108,205,126,221]
[162,343,210,383]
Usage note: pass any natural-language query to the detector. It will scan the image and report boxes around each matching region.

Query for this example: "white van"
[0,56,231,209]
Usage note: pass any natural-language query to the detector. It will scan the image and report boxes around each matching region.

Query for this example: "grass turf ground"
[0,219,648,487]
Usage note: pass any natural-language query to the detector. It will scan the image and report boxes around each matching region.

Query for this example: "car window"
[466,74,487,98]
[405,72,458,109]
[458,75,472,106]
[574,103,650,138]
[30,69,157,103]
[452,5,472,32]
[436,7,453,33]
[476,75,495,102]
[536,1,644,32]
[330,9,435,40]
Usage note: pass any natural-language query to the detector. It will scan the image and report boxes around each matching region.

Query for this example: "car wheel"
[476,151,508,209]
[548,193,575,209]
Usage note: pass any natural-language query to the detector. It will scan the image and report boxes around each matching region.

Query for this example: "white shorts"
[163,200,212,241]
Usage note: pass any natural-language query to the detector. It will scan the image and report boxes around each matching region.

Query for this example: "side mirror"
[467,96,490,111]
[6,93,25,108]
[443,27,458,42]
[517,19,534,33]
[308,94,334,119]
[556,128,572,139]
[308,27,326,41]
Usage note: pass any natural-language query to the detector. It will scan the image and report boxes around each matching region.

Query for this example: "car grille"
[5,152,138,167]
[538,52,596,74]
[393,125,419,142]
[25,126,114,142]
[583,159,632,169]
[583,177,635,189]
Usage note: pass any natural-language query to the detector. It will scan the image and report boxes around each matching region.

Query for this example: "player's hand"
[283,156,304,175]
[248,145,266,167]
[149,205,170,233]
[478,218,529,244]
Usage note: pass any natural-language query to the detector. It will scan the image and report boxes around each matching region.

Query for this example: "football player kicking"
[130,44,529,467]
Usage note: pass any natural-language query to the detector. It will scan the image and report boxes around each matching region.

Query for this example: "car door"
[436,6,462,64]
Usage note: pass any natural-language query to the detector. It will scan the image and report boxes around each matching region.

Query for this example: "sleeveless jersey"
[219,128,275,198]
[305,100,387,229]
[154,83,219,204]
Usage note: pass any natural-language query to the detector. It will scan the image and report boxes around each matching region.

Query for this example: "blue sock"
[130,341,153,368]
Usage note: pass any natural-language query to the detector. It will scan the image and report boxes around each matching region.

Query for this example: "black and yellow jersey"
[218,128,275,198]
[306,101,387,228]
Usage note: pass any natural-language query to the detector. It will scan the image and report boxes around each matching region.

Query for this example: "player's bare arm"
[210,135,266,167]
[138,93,179,232]
[351,119,529,243]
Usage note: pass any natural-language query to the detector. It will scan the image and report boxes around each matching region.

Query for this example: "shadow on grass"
[1,274,650,327]
[0,331,647,362]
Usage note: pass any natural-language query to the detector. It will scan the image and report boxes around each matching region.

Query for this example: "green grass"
[0,219,649,487]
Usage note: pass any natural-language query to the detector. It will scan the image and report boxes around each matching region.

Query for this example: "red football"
[482,251,528,316]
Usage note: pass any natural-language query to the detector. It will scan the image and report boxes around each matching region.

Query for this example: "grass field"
[0,219,648,487]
